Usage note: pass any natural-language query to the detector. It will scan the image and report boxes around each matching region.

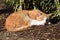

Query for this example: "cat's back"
[5,10,30,31]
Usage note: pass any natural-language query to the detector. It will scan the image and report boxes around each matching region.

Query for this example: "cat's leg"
[6,25,30,32]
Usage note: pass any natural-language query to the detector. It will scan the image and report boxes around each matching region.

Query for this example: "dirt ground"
[0,0,60,40]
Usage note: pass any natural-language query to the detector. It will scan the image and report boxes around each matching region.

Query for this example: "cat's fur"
[5,10,51,32]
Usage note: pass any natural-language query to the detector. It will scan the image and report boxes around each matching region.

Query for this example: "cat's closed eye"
[37,12,43,17]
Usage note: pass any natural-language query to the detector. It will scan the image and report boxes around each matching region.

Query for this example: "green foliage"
[5,0,24,12]
[5,0,15,8]
[53,0,60,17]
[5,0,60,18]
[34,0,55,13]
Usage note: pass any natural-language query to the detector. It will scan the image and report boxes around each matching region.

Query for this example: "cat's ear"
[38,10,47,16]
[46,13,52,17]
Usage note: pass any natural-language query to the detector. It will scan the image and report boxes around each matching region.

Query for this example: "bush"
[5,0,60,18]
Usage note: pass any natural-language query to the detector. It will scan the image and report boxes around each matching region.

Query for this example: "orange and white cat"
[5,10,51,32]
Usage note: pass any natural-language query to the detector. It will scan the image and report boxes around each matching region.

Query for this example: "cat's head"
[36,10,52,21]
[29,10,52,21]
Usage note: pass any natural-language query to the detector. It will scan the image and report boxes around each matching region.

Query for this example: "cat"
[5,10,52,32]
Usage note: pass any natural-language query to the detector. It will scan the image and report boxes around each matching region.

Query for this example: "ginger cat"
[5,10,51,32]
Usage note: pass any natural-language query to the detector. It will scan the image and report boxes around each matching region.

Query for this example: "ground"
[0,0,60,40]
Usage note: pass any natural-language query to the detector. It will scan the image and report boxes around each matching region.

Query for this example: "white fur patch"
[29,17,47,26]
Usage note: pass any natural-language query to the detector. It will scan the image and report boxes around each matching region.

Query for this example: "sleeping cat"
[5,10,51,32]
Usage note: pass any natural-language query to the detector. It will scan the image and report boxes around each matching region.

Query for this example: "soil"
[0,0,60,40]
